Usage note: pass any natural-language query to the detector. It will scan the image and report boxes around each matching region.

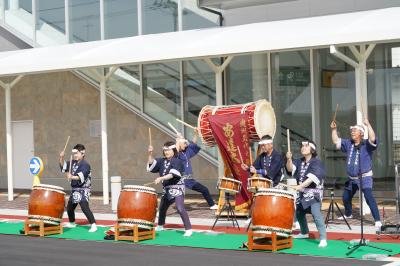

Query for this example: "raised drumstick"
[332,103,339,122]
[237,145,244,164]
[62,136,70,154]
[286,129,291,153]
[167,122,179,135]
[148,127,152,146]
[176,118,196,130]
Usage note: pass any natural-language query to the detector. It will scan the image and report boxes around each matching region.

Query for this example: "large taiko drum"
[117,185,158,230]
[251,188,295,237]
[197,99,276,147]
[28,184,66,225]
[217,177,242,194]
[247,177,272,193]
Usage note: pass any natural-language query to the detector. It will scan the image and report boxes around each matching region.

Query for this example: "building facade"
[0,0,399,198]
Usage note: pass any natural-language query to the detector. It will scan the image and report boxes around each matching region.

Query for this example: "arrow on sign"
[30,159,40,174]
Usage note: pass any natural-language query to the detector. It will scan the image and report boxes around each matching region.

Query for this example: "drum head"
[33,184,65,194]
[254,99,276,139]
[123,185,157,194]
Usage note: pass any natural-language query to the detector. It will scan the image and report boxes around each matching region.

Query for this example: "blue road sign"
[29,157,44,176]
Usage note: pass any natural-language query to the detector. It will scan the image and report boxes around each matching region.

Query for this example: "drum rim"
[218,177,241,183]
[123,185,156,191]
[197,105,214,146]
[254,99,276,139]
[255,188,295,197]
[33,184,65,191]
[248,177,272,182]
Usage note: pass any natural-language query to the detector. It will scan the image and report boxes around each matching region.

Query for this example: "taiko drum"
[117,185,158,229]
[28,184,66,225]
[251,188,295,237]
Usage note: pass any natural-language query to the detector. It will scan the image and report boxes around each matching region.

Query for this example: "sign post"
[29,157,44,186]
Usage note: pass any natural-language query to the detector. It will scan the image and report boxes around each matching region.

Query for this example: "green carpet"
[0,221,399,260]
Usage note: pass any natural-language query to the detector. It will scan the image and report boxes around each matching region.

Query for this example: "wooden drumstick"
[286,129,291,153]
[143,181,156,186]
[176,118,197,130]
[62,136,70,154]
[360,94,367,119]
[237,145,244,164]
[167,122,179,135]
[148,127,152,146]
[332,104,339,122]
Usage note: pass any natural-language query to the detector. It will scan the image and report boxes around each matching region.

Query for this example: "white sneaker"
[183,229,193,237]
[318,239,328,248]
[63,222,76,228]
[155,225,164,231]
[210,204,218,210]
[375,221,382,232]
[292,221,300,230]
[88,223,97,232]
[292,233,309,239]
[244,218,252,225]
[337,215,352,220]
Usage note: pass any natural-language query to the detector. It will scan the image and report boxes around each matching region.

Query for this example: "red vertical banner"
[208,114,251,210]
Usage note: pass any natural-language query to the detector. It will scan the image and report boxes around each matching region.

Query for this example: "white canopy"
[0,7,399,76]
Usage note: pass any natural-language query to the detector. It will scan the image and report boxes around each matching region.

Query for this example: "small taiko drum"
[117,185,158,230]
[197,99,276,147]
[251,188,295,237]
[247,177,272,192]
[28,184,66,225]
[217,177,242,194]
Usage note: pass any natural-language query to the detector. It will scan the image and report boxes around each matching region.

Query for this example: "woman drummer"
[147,141,192,237]
[286,140,327,248]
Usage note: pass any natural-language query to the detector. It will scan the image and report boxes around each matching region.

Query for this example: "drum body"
[117,185,158,229]
[251,188,295,237]
[198,99,276,147]
[217,177,242,194]
[28,184,66,225]
[247,177,272,192]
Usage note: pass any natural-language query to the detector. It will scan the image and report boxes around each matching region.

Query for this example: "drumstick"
[360,94,367,119]
[237,146,244,164]
[167,122,179,135]
[286,129,291,153]
[148,127,152,146]
[143,181,156,186]
[332,104,339,122]
[62,136,70,154]
[176,118,196,130]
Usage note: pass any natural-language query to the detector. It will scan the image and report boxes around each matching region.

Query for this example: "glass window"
[108,66,141,109]
[227,54,268,105]
[142,0,177,34]
[143,62,181,129]
[317,48,356,186]
[5,0,34,40]
[271,50,311,155]
[104,0,137,39]
[36,0,66,46]
[69,0,100,42]
[183,60,217,158]
[182,0,219,30]
[366,43,400,190]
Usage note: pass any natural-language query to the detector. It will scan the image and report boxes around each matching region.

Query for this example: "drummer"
[241,135,284,187]
[176,129,218,210]
[59,144,97,232]
[147,141,193,237]
[286,140,327,248]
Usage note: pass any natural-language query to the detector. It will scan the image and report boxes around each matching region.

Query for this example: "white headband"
[350,125,365,134]
[302,141,316,151]
[72,149,85,154]
[163,144,176,150]
[259,139,273,145]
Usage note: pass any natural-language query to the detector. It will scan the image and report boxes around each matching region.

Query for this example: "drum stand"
[211,191,240,230]
[324,188,352,230]
[114,224,155,243]
[24,220,63,237]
